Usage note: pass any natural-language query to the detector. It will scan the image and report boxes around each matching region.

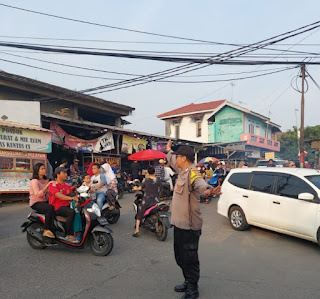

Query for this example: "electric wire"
[1,40,319,57]
[1,50,295,78]
[0,55,296,83]
[82,22,320,94]
[1,2,320,59]
[1,34,320,47]
[0,3,250,45]
[306,70,320,91]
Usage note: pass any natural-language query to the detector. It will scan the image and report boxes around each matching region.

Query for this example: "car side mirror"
[298,193,314,201]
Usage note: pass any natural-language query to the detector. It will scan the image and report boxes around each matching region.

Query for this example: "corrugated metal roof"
[0,121,52,132]
[0,70,135,116]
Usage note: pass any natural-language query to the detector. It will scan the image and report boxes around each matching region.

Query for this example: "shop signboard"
[121,135,147,154]
[83,156,120,172]
[0,126,52,153]
[265,152,275,159]
[0,172,31,192]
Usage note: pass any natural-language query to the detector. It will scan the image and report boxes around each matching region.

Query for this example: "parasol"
[198,157,219,164]
[127,149,166,161]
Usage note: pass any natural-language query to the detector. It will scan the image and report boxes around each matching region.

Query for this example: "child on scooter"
[70,199,82,242]
[82,174,91,188]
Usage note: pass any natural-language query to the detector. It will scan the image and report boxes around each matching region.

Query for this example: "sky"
[1,0,320,136]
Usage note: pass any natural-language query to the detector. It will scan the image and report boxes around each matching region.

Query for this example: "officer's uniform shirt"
[167,151,208,231]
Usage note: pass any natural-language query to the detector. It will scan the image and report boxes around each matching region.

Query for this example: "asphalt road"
[1,194,320,299]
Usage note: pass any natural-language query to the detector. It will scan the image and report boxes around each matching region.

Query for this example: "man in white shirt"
[164,161,175,191]
[90,163,107,211]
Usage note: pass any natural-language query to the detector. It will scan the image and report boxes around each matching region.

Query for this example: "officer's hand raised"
[166,140,172,152]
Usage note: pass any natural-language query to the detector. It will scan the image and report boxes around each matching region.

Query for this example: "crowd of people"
[29,150,319,298]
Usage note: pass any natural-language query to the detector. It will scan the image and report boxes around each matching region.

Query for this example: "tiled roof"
[157,100,226,119]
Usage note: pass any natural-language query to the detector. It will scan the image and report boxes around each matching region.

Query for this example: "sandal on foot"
[43,230,55,238]
[59,236,79,243]
[132,232,139,237]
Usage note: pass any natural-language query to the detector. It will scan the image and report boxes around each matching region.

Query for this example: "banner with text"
[0,126,52,153]
[50,122,114,152]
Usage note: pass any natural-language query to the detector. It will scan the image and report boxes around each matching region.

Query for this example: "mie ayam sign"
[0,126,52,153]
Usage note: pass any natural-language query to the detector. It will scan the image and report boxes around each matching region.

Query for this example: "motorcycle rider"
[101,159,118,195]
[155,159,165,181]
[132,165,161,237]
[70,159,81,177]
[90,163,107,212]
[130,160,141,180]
[164,160,175,191]
[29,163,55,239]
[48,167,78,243]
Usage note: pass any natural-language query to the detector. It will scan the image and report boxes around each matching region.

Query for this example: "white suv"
[217,168,320,245]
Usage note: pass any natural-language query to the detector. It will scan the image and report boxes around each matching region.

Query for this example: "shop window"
[196,121,202,137]
[32,159,46,169]
[16,158,31,171]
[0,157,14,170]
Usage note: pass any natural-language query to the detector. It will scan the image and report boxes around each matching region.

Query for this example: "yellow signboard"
[265,152,275,159]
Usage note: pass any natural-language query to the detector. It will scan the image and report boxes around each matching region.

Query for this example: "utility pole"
[295,108,300,156]
[300,64,306,168]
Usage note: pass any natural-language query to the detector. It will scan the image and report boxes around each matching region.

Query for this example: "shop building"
[158,100,282,163]
[0,71,202,176]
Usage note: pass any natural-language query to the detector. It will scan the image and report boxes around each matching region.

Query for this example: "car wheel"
[229,206,249,231]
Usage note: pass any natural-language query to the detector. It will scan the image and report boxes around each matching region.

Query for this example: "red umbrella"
[128,149,166,161]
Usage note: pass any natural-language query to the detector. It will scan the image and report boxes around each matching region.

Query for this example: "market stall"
[0,121,52,193]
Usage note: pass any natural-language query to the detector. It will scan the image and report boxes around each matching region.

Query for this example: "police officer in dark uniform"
[166,140,221,299]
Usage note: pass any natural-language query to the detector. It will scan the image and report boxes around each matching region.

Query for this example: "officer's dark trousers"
[174,226,201,287]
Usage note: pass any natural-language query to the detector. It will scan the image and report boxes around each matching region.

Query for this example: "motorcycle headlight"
[88,203,101,217]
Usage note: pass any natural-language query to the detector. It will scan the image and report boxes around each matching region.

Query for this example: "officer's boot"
[174,281,188,292]
[181,284,199,299]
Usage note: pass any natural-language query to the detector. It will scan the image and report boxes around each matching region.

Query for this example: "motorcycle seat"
[144,205,157,217]
[55,216,67,222]
[31,210,45,218]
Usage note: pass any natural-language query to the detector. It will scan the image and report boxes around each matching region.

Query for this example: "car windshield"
[257,161,269,166]
[306,175,320,190]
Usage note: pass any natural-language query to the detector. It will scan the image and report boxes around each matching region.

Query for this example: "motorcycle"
[101,189,121,224]
[133,193,171,241]
[21,186,114,256]
[117,172,137,199]
[159,180,172,201]
[200,173,220,203]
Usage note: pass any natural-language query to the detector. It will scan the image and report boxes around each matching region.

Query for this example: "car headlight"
[87,203,101,217]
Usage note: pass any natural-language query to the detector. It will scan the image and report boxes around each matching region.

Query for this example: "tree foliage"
[278,125,320,162]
